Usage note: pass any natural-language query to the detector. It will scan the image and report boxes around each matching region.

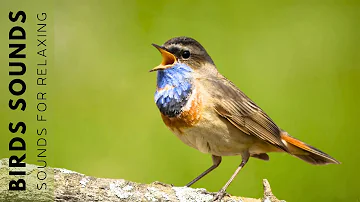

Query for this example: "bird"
[150,36,340,201]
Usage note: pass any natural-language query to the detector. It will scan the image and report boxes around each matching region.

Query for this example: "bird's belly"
[174,109,257,156]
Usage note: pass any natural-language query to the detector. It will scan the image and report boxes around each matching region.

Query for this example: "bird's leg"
[186,155,222,187]
[213,152,250,201]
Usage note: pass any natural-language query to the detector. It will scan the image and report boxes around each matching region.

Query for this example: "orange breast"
[161,92,202,134]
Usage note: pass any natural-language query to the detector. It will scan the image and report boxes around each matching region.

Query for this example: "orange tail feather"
[280,132,340,165]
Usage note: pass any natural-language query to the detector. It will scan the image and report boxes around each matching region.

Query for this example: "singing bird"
[150,37,340,201]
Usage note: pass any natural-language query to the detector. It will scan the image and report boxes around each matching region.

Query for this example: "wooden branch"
[0,158,284,202]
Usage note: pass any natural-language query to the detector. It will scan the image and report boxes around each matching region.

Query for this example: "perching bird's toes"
[212,189,227,201]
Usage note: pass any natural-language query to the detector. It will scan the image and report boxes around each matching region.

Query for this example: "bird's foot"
[212,189,227,201]
[152,181,173,187]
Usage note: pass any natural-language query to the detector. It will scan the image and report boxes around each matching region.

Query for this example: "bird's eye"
[181,50,191,59]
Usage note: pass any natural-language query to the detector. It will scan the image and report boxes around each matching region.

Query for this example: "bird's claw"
[212,189,227,201]
[152,181,173,187]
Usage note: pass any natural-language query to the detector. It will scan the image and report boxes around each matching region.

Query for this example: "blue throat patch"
[155,63,193,117]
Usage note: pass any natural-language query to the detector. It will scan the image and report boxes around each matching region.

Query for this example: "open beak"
[150,44,177,72]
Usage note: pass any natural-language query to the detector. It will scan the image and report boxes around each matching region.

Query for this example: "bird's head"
[150,37,217,75]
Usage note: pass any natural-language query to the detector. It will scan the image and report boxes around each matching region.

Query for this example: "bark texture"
[0,158,284,202]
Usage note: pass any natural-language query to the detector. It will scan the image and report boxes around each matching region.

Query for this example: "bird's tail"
[280,132,340,165]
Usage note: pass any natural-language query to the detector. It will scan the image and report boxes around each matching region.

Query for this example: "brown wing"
[206,76,289,152]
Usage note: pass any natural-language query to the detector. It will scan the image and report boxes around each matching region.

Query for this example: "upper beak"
[150,44,177,72]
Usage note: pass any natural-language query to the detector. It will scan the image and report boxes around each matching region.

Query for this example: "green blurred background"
[1,1,360,201]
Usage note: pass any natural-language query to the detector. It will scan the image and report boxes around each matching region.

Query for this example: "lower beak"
[150,44,177,72]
